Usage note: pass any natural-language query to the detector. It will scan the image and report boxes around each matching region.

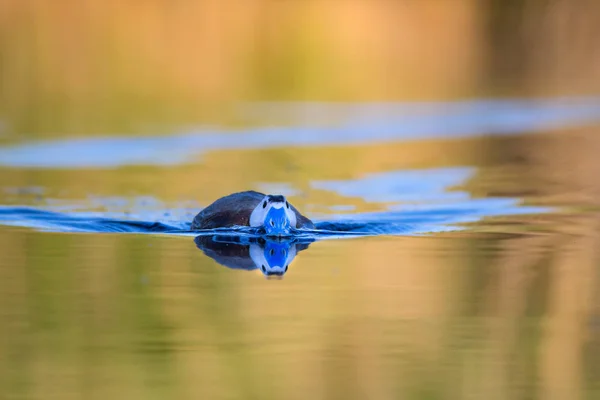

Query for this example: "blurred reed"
[0,0,599,137]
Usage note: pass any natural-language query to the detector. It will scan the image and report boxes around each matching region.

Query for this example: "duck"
[191,190,314,236]
[194,234,313,277]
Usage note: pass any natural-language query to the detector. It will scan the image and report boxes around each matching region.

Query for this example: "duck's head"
[249,239,297,278]
[249,194,297,237]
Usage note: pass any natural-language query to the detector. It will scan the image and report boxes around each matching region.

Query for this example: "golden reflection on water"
[1,127,600,399]
[0,232,598,399]
[1,1,600,399]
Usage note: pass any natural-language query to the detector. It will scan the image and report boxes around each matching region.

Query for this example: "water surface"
[1,101,600,400]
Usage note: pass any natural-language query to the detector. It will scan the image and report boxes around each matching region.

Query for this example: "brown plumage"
[191,190,314,230]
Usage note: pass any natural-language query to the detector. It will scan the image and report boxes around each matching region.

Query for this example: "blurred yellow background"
[1,0,599,137]
[1,2,600,400]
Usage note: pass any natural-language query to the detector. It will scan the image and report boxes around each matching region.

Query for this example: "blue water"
[2,98,600,168]
[0,165,550,238]
[0,198,550,238]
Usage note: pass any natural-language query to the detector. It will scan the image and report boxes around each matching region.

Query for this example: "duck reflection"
[194,235,313,278]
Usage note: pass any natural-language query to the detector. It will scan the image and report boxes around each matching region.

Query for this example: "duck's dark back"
[191,191,264,230]
[191,190,315,230]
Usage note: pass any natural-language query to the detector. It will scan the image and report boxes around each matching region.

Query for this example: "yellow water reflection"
[1,0,599,137]
[1,229,598,399]
[1,126,600,399]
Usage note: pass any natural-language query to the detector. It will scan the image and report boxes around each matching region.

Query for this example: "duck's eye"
[262,201,267,209]
[270,220,274,227]
[270,249,275,256]
[285,201,289,209]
